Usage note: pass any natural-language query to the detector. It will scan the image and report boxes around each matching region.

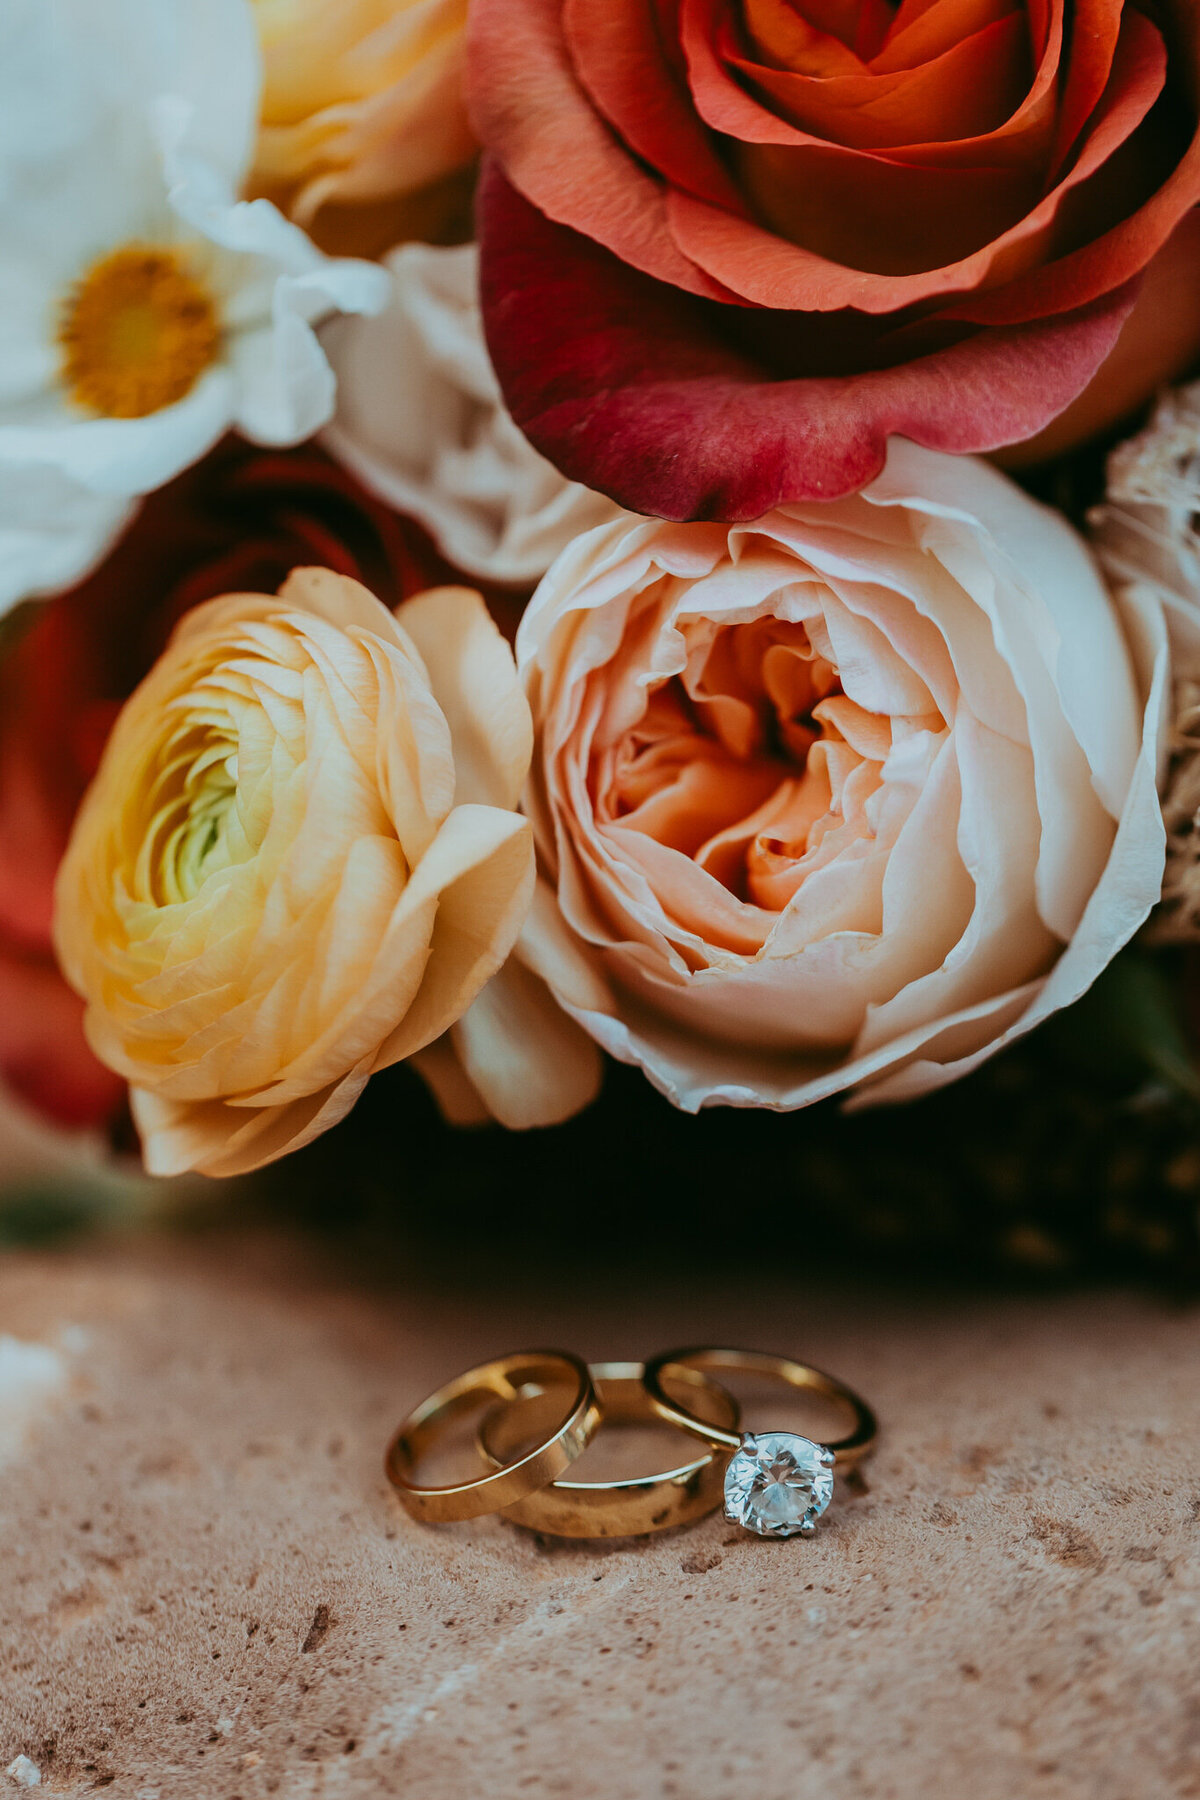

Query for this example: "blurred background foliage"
[7,944,1200,1288]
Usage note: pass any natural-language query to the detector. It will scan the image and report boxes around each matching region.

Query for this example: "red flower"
[0,441,450,1138]
[469,0,1200,519]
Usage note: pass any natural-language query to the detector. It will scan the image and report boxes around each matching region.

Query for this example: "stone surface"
[724,1432,834,1537]
[1,1230,1199,1798]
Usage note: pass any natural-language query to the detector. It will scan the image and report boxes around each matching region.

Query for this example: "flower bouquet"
[6,0,1200,1274]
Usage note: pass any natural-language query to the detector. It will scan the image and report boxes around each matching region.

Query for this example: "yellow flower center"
[57,245,220,419]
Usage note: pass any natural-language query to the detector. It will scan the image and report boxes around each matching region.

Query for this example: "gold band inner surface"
[478,1360,741,1538]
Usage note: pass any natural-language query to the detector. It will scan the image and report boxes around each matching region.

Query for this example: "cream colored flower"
[250,0,475,232]
[322,244,622,588]
[53,569,534,1176]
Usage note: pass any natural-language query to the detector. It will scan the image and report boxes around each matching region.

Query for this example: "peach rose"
[250,0,476,247]
[516,443,1168,1112]
[53,568,534,1176]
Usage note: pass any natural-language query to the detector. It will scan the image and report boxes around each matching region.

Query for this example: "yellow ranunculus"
[249,0,476,251]
[53,569,534,1177]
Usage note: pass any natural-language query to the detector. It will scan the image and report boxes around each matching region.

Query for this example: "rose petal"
[478,162,1138,519]
[466,0,739,299]
[409,1034,493,1125]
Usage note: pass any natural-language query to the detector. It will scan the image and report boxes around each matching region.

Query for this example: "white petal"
[0,0,383,498]
[0,364,235,495]
[142,0,260,189]
[0,462,132,616]
[228,317,335,446]
[0,262,60,411]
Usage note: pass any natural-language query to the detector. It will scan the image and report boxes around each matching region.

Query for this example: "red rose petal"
[478,162,1138,520]
[732,14,1031,153]
[740,0,870,75]
[1046,0,1125,176]
[951,9,1200,323]
[874,0,1025,70]
[680,0,1064,163]
[0,954,124,1132]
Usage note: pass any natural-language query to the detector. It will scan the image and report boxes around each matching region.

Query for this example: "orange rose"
[469,0,1200,519]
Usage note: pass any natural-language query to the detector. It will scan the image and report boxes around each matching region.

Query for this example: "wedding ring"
[643,1346,878,1539]
[477,1360,741,1538]
[385,1350,599,1523]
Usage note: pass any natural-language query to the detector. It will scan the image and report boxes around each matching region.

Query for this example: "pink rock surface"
[0,1232,1197,1798]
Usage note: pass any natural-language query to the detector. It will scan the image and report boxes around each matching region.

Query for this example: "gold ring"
[642,1346,878,1539]
[477,1360,741,1538]
[385,1350,600,1523]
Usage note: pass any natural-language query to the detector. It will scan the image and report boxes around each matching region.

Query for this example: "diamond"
[723,1431,835,1538]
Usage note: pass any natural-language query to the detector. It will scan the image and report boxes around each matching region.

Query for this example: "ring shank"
[479,1361,741,1538]
[643,1346,877,1464]
[386,1351,599,1523]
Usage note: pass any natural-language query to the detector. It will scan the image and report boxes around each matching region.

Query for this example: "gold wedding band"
[384,1345,880,1542]
[385,1350,599,1523]
[477,1360,741,1538]
[642,1346,878,1539]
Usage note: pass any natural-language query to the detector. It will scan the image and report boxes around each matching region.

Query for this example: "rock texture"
[1,1232,1198,1799]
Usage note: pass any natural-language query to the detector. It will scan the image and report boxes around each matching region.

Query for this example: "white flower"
[0,468,134,617]
[321,243,621,587]
[0,0,388,618]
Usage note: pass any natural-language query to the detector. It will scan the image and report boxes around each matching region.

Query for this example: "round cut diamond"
[723,1431,835,1537]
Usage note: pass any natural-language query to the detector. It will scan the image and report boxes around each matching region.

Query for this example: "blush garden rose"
[469,0,1200,521]
[53,569,535,1176]
[513,443,1168,1113]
